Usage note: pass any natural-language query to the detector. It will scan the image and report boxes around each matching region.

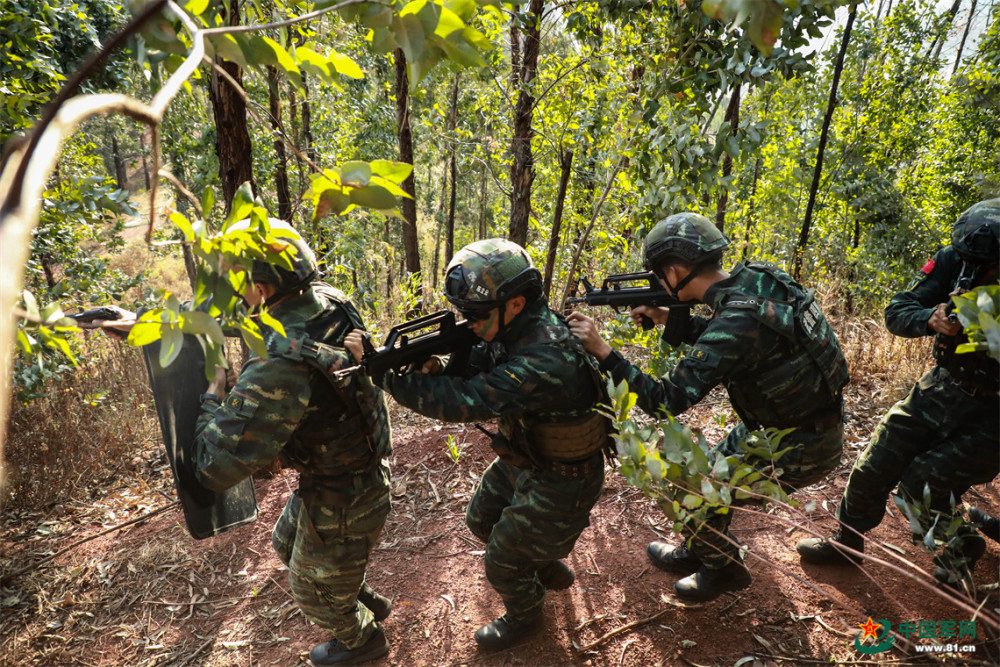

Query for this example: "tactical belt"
[528,413,612,462]
[548,452,603,479]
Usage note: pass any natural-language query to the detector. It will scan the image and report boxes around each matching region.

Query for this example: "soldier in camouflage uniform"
[797,199,1000,595]
[193,219,393,665]
[346,239,610,651]
[569,212,849,602]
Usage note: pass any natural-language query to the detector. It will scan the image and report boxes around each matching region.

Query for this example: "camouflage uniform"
[382,241,608,632]
[193,283,392,650]
[835,245,999,579]
[385,298,606,623]
[601,261,849,569]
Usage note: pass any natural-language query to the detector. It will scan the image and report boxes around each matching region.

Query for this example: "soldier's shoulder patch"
[920,258,935,274]
[686,346,721,368]
[224,392,258,417]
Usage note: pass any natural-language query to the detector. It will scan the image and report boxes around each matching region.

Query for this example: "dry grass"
[107,236,192,305]
[2,337,161,511]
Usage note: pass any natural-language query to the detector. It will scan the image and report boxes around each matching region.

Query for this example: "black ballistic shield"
[142,335,257,539]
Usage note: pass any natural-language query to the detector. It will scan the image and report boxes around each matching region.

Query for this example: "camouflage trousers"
[685,418,844,570]
[837,365,1000,575]
[466,456,604,623]
[272,462,391,649]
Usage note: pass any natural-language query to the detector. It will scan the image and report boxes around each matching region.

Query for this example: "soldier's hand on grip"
[630,305,669,328]
[345,330,366,364]
[928,303,962,336]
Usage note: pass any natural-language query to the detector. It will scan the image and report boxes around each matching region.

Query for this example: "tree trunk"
[395,49,422,277]
[741,155,762,261]
[182,244,198,294]
[543,148,573,299]
[479,161,489,239]
[384,216,393,298]
[287,81,305,188]
[925,0,963,63]
[208,0,255,212]
[952,0,977,75]
[432,161,448,287]
[794,6,856,280]
[138,132,151,191]
[446,73,460,261]
[508,0,544,246]
[510,20,520,90]
[715,84,741,234]
[111,135,126,190]
[301,73,316,165]
[267,66,292,220]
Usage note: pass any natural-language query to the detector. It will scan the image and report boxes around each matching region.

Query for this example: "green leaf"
[330,51,364,79]
[747,0,783,57]
[294,46,335,83]
[180,310,225,345]
[207,33,252,69]
[183,0,209,15]
[228,182,255,224]
[259,35,302,88]
[170,212,195,242]
[258,308,286,338]
[391,12,426,64]
[201,186,215,219]
[341,161,372,186]
[240,318,268,358]
[159,327,184,367]
[350,184,398,209]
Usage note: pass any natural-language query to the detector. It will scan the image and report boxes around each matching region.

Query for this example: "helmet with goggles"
[444,238,542,318]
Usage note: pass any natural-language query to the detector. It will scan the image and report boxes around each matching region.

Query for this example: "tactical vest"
[497,315,612,465]
[718,264,849,428]
[266,285,392,486]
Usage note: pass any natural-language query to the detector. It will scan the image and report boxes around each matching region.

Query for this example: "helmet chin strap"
[663,263,704,300]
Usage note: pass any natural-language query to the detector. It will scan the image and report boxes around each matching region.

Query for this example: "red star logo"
[858,617,882,641]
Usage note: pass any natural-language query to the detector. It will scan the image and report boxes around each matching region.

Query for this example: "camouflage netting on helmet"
[444,238,542,310]
[952,199,1000,266]
[644,212,730,270]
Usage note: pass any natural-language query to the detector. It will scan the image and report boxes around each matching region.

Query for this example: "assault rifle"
[351,310,478,380]
[566,271,690,330]
[947,262,977,324]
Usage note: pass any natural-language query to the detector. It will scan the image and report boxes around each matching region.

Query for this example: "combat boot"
[933,534,987,596]
[970,507,1000,543]
[538,560,575,590]
[309,626,390,665]
[674,561,752,602]
[796,529,864,565]
[358,584,392,621]
[473,614,543,651]
[647,541,701,575]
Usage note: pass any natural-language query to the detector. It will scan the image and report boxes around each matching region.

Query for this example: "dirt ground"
[2,380,998,667]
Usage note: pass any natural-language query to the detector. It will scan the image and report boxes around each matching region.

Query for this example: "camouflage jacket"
[600,262,848,429]
[385,300,603,441]
[885,246,998,386]
[193,284,391,492]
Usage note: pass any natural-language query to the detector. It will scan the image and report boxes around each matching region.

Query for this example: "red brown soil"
[2,383,998,667]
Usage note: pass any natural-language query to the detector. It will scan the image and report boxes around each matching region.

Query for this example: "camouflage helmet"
[644,212,729,270]
[444,238,542,311]
[228,218,318,293]
[951,199,1000,265]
